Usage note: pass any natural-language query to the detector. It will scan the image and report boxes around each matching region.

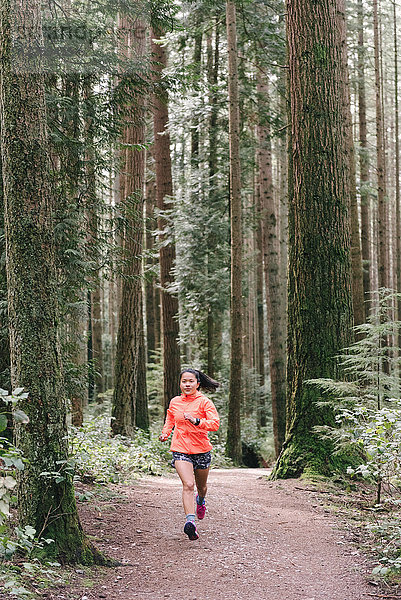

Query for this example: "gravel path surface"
[64,468,374,600]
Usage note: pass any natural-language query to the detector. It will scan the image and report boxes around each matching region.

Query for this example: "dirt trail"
[63,468,375,600]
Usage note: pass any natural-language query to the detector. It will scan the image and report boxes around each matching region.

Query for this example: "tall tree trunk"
[83,78,104,400]
[0,0,104,563]
[112,14,148,435]
[340,0,365,326]
[87,291,95,401]
[272,0,354,478]
[373,0,389,290]
[225,0,242,464]
[357,0,371,306]
[151,28,181,414]
[0,150,12,442]
[394,2,401,348]
[144,153,157,362]
[206,22,220,377]
[257,73,286,456]
[58,75,87,423]
[255,174,266,429]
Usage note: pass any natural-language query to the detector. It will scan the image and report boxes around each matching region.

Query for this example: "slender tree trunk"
[257,73,286,456]
[255,178,266,429]
[83,78,104,399]
[144,153,157,362]
[0,0,104,563]
[272,0,354,478]
[191,17,202,158]
[373,0,389,290]
[394,2,401,348]
[357,0,371,307]
[151,29,181,413]
[87,291,95,401]
[340,1,365,326]
[112,14,148,435]
[206,22,220,377]
[0,154,12,442]
[225,0,242,464]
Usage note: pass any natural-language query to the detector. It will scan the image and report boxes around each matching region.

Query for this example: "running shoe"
[196,497,206,520]
[184,521,199,541]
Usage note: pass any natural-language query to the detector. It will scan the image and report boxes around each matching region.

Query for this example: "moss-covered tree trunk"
[112,14,148,435]
[0,0,104,563]
[272,0,354,478]
[225,0,242,464]
[151,28,181,414]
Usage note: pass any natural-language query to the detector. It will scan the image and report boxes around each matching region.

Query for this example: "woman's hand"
[183,412,196,424]
[159,434,169,442]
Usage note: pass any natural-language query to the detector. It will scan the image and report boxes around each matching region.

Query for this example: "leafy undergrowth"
[299,475,401,595]
[69,412,233,484]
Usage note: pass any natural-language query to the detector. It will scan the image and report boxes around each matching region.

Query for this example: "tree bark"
[255,177,266,429]
[373,0,389,290]
[225,0,242,464]
[81,78,105,400]
[144,153,157,362]
[257,73,286,456]
[357,0,371,306]
[0,0,104,563]
[339,1,365,327]
[151,28,181,414]
[272,0,354,478]
[393,2,401,349]
[206,22,221,377]
[112,14,148,435]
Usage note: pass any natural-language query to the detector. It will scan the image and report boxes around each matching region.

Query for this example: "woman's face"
[180,372,199,395]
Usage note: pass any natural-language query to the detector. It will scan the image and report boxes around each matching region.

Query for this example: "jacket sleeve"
[161,402,175,438]
[198,397,220,431]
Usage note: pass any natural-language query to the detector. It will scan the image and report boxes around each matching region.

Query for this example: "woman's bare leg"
[174,460,195,515]
[194,467,209,500]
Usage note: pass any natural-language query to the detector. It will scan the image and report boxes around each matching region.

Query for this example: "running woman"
[159,369,220,541]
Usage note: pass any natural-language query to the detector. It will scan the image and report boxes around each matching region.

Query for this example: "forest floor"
[1,468,396,600]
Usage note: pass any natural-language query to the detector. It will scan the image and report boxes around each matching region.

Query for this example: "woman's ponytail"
[180,368,220,392]
[197,371,220,392]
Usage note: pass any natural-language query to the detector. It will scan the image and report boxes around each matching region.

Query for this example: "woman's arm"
[159,404,175,441]
[197,398,220,431]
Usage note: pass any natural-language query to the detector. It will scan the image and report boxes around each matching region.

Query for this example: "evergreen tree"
[112,13,149,435]
[225,0,243,464]
[0,0,104,562]
[272,0,354,478]
[151,25,181,413]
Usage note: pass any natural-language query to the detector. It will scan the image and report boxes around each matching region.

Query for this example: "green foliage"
[309,291,401,507]
[367,517,401,576]
[0,389,29,529]
[0,559,65,599]
[70,415,171,482]
[0,526,53,562]
[0,389,53,576]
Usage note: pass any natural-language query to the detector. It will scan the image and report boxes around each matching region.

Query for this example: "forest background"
[2,0,401,581]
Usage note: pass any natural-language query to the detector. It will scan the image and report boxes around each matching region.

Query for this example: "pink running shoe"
[196,496,206,520]
[184,521,199,540]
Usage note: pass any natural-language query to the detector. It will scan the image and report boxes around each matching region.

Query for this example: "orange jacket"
[161,391,220,454]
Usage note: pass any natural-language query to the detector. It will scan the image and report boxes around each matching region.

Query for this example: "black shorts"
[171,451,212,470]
